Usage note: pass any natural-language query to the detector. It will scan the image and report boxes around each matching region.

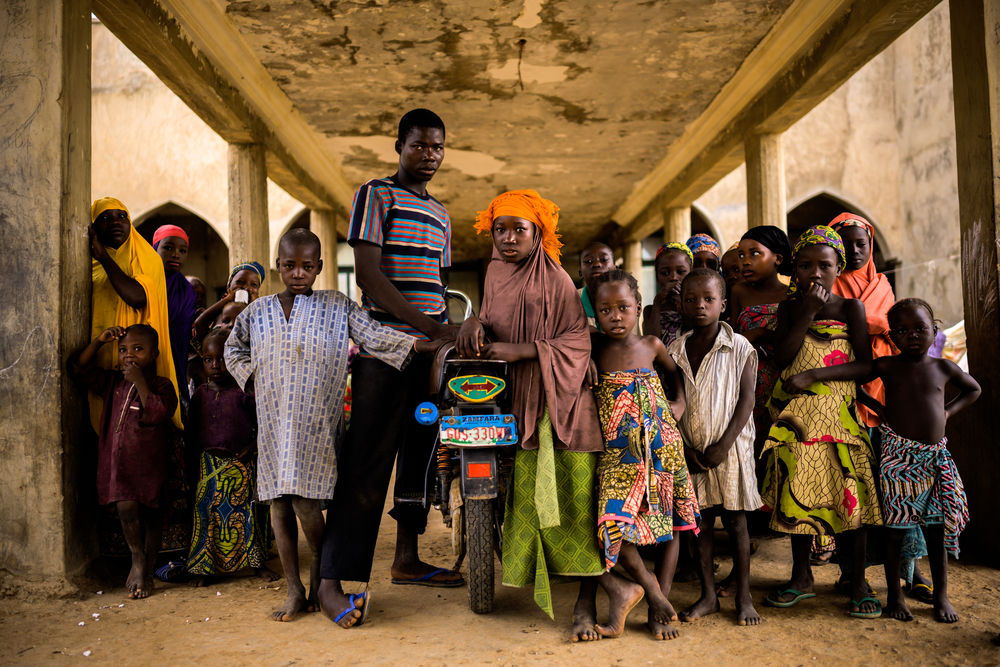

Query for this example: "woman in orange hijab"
[829,213,895,428]
[459,190,643,641]
[829,213,932,600]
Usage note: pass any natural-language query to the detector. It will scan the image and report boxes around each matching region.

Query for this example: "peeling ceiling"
[223,0,794,262]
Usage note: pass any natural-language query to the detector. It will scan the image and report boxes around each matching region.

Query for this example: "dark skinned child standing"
[669,269,762,627]
[226,229,434,623]
[70,324,177,600]
[591,269,699,641]
[761,226,881,619]
[862,298,980,624]
[318,109,463,630]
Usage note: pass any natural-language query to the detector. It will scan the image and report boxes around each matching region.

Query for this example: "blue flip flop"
[390,567,465,588]
[333,591,370,627]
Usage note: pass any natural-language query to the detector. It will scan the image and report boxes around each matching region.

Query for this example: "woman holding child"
[457,190,643,641]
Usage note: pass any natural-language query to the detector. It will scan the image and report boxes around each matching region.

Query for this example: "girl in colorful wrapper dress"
[591,269,700,641]
[761,225,883,619]
[185,328,278,586]
[642,243,693,348]
[829,213,931,598]
[457,190,644,643]
[728,225,793,461]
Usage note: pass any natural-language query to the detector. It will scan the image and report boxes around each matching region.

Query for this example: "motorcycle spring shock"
[436,440,453,475]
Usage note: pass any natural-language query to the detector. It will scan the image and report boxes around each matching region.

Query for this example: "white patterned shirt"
[225,290,414,500]
[668,322,762,511]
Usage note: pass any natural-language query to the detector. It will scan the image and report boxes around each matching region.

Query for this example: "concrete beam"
[228,143,271,294]
[947,0,1000,564]
[745,133,787,231]
[0,0,94,584]
[619,0,940,242]
[93,0,353,215]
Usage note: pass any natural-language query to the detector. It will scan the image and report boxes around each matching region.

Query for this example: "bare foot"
[570,598,600,642]
[271,586,306,622]
[885,595,914,622]
[595,576,644,638]
[934,596,959,623]
[125,557,143,599]
[188,575,211,588]
[680,594,720,622]
[736,594,762,626]
[317,579,363,628]
[648,608,680,640]
[256,566,280,582]
[715,572,737,598]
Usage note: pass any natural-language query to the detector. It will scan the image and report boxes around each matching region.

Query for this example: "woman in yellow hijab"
[90,197,181,430]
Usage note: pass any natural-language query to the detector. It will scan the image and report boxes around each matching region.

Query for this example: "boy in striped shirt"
[319,109,464,628]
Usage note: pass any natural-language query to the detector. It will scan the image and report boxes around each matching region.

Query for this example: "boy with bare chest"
[862,298,981,624]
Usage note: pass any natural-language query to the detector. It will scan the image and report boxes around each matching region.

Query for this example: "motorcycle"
[412,289,517,614]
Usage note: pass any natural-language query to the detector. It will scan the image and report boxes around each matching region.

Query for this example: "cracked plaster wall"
[0,0,92,583]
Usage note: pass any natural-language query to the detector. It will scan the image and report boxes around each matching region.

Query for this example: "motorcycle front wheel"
[465,497,495,614]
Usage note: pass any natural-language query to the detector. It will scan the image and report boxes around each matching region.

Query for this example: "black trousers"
[319,354,436,582]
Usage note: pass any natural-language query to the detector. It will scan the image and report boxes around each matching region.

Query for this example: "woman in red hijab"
[457,190,644,641]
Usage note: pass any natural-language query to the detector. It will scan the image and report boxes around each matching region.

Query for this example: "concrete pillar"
[228,143,270,293]
[662,206,691,244]
[947,0,1000,563]
[624,240,643,334]
[745,133,786,231]
[623,240,643,277]
[312,209,339,291]
[0,0,94,585]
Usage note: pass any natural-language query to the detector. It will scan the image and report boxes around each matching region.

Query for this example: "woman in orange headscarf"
[829,213,894,428]
[459,190,643,641]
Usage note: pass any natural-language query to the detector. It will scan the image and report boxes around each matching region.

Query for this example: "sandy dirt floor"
[3,495,1000,667]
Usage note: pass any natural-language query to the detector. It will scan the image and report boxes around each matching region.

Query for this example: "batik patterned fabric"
[501,438,604,620]
[668,323,762,511]
[595,369,700,569]
[686,233,722,258]
[186,453,269,575]
[659,309,686,349]
[656,242,694,262]
[225,290,414,500]
[736,303,781,439]
[762,320,882,535]
[879,423,969,557]
[787,225,846,297]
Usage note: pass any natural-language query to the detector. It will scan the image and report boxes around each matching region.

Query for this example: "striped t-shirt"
[348,177,451,340]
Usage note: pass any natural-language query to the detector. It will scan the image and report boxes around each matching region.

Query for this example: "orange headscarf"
[474,189,563,263]
[830,212,895,427]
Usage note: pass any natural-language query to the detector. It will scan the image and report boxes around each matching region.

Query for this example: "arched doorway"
[786,193,897,288]
[135,203,230,304]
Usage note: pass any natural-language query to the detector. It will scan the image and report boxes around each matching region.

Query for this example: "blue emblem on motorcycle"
[414,401,439,425]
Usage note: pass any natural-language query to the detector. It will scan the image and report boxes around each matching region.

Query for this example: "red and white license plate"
[439,415,518,448]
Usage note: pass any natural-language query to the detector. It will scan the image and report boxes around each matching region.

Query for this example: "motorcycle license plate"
[440,414,518,448]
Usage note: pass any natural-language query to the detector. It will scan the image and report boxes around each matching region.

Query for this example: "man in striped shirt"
[320,109,464,628]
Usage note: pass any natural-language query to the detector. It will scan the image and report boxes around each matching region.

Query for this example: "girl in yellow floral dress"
[762,226,883,618]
